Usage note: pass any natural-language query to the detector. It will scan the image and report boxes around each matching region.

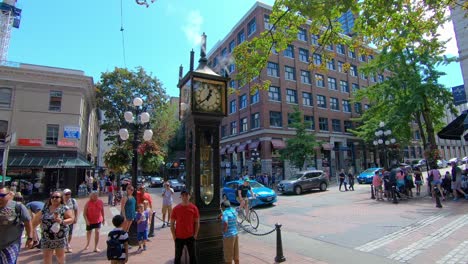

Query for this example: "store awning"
[271,139,286,150]
[248,141,260,150]
[220,147,227,155]
[7,156,94,169]
[237,143,248,152]
[438,110,468,140]
[0,175,11,181]
[227,145,237,154]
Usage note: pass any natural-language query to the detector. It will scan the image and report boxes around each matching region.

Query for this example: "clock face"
[194,81,222,112]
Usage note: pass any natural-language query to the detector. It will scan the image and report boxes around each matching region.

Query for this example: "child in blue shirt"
[136,204,149,252]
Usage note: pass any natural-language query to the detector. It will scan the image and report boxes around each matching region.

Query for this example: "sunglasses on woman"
[51,196,62,199]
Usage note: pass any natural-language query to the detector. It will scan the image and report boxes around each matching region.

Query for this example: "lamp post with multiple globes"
[373,121,396,169]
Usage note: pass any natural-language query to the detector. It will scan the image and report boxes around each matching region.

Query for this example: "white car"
[437,159,448,168]
[462,156,468,164]
[448,157,459,165]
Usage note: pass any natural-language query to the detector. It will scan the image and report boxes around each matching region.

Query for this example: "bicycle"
[236,197,259,229]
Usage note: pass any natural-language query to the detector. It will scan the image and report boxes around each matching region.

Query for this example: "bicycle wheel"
[248,209,259,229]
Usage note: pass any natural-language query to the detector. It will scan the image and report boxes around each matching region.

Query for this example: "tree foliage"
[279,106,320,170]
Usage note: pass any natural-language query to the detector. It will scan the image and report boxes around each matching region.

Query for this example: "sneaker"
[453,198,459,201]
[143,245,147,251]
[161,223,165,228]
[137,247,142,253]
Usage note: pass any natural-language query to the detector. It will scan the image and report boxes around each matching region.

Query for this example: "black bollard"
[434,186,443,208]
[148,211,156,237]
[371,184,376,199]
[392,186,399,204]
[275,223,286,263]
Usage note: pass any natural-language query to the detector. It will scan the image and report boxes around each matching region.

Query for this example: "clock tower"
[178,33,229,263]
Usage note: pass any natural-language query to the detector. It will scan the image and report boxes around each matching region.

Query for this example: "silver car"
[277,170,329,195]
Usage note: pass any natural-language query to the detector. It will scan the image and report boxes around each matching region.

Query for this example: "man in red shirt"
[170,189,199,264]
[136,185,153,209]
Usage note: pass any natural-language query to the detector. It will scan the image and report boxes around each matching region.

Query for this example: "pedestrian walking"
[451,161,468,201]
[136,204,149,253]
[170,189,199,264]
[107,215,129,264]
[372,171,383,200]
[429,167,445,201]
[0,186,34,264]
[121,185,136,232]
[83,191,105,252]
[32,191,74,264]
[161,182,174,228]
[62,188,78,253]
[339,169,348,191]
[347,169,355,191]
[221,200,239,264]
[25,200,45,248]
[106,178,114,206]
[414,167,423,196]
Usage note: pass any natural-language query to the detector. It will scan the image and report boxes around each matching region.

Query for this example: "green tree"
[96,67,178,173]
[279,107,320,170]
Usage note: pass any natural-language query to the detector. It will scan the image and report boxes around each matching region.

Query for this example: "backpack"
[107,230,125,260]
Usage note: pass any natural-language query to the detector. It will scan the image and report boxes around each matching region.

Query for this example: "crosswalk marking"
[388,214,468,263]
[355,212,448,252]
[436,240,468,264]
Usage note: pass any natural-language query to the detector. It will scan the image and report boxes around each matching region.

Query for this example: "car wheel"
[294,186,302,195]
[319,182,327,191]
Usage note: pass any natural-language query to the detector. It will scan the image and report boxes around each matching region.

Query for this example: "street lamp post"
[251,150,260,176]
[119,97,153,245]
[373,121,396,169]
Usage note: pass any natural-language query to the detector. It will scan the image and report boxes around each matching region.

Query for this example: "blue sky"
[7,0,463,97]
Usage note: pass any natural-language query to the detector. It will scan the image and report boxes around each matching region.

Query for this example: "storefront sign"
[17,138,42,146]
[322,143,333,150]
[64,125,81,139]
[57,139,77,147]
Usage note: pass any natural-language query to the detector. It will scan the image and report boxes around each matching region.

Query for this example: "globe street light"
[373,121,396,169]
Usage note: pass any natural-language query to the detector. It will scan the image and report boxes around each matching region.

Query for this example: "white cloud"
[182,10,203,47]
[438,19,459,56]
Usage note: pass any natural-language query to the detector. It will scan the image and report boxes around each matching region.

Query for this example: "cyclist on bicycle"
[237,179,255,219]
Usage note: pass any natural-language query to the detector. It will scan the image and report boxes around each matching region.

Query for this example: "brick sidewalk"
[18,193,323,264]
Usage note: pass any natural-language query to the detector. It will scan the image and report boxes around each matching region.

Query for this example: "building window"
[286,89,298,104]
[285,66,296,81]
[251,112,260,129]
[378,74,384,83]
[237,30,245,44]
[250,90,259,104]
[297,28,307,41]
[284,45,294,58]
[340,80,349,93]
[247,18,256,36]
[269,86,281,101]
[354,102,362,114]
[344,121,353,132]
[338,61,344,72]
[239,94,247,109]
[311,34,320,45]
[229,100,236,114]
[317,95,326,108]
[368,54,374,61]
[336,44,345,54]
[414,130,421,140]
[360,72,367,80]
[327,59,336,70]
[328,77,337,90]
[0,88,12,108]
[350,65,358,77]
[229,40,236,53]
[46,124,59,145]
[325,44,333,51]
[352,83,359,93]
[300,70,311,84]
[330,97,339,111]
[302,92,312,106]
[264,14,273,30]
[315,74,324,87]
[230,121,237,135]
[229,63,235,73]
[49,90,63,111]
[299,48,309,63]
[287,113,296,127]
[270,111,282,127]
[332,119,342,132]
[365,104,370,110]
[348,49,356,59]
[267,62,279,77]
[360,54,366,62]
[313,53,322,65]
[319,117,329,131]
[342,100,351,112]
[229,80,236,89]
[221,125,227,137]
[221,48,227,57]
[304,115,315,130]
[0,120,7,142]
[240,117,248,133]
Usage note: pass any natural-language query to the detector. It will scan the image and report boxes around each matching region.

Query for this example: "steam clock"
[178,33,228,263]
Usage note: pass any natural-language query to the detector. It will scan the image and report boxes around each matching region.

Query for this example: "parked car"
[437,159,448,168]
[448,157,460,165]
[277,170,329,195]
[168,179,185,192]
[150,176,164,187]
[462,156,468,164]
[222,180,277,207]
[357,168,383,184]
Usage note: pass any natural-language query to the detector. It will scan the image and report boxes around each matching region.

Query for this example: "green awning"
[6,156,94,169]
[0,175,11,181]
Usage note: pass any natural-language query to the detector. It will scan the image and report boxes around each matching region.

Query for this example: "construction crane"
[0,0,21,63]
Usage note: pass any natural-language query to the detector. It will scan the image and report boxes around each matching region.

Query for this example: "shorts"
[375,185,382,191]
[452,181,462,190]
[415,180,422,185]
[137,231,148,241]
[397,179,405,187]
[236,197,249,206]
[223,235,239,262]
[432,179,442,185]
[162,205,172,214]
[86,222,102,231]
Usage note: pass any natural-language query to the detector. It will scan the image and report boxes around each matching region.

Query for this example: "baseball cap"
[63,189,72,194]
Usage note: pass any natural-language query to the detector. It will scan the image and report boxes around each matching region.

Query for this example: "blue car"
[357,167,382,184]
[222,180,277,207]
